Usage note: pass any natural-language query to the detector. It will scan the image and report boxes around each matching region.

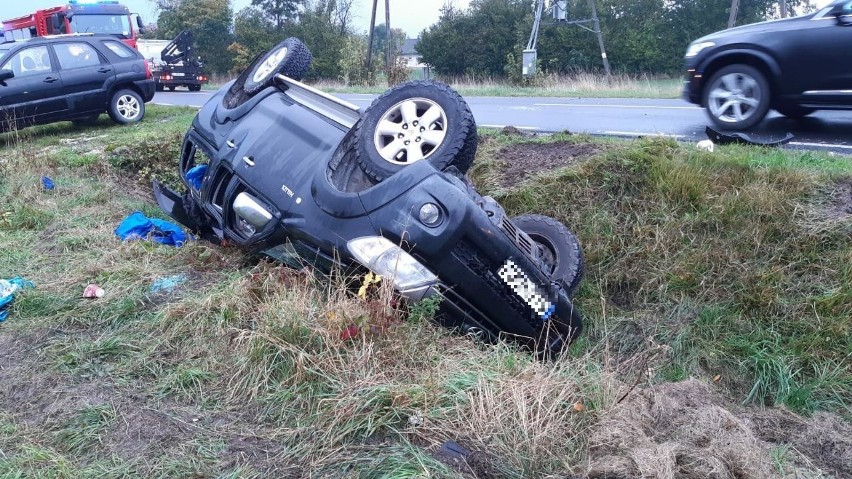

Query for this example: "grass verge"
[0,107,849,478]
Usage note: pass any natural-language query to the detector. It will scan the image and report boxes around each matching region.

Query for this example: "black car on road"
[684,0,852,130]
[0,33,154,131]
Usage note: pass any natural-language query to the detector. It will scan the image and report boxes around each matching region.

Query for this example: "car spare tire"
[512,214,584,298]
[354,81,477,182]
[243,37,312,95]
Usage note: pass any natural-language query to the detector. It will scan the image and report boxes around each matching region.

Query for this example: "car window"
[102,40,135,58]
[0,46,52,77]
[53,42,101,69]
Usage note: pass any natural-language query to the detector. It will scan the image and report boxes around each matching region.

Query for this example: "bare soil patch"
[828,178,852,218]
[495,141,599,187]
[586,379,850,479]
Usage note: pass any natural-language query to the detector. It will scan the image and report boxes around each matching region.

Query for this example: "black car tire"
[703,64,771,131]
[511,214,584,298]
[243,38,312,95]
[776,105,815,119]
[155,83,164,92]
[354,81,477,182]
[189,85,202,92]
[108,89,145,125]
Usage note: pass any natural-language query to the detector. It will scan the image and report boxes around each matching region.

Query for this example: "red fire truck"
[2,1,145,50]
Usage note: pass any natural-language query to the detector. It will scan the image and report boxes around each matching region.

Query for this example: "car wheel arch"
[698,50,781,106]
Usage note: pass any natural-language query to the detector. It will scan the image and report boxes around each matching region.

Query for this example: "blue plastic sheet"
[150,274,188,293]
[185,164,208,190]
[41,176,55,190]
[115,211,188,247]
[0,277,34,322]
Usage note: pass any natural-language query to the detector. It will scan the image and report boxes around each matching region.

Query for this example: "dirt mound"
[828,178,852,218]
[496,141,598,187]
[586,379,847,479]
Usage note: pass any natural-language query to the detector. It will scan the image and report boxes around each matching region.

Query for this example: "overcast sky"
[1,0,473,38]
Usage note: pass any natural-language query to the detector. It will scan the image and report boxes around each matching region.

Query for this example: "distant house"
[400,39,425,69]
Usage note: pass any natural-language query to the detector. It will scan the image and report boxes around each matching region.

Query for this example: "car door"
[775,2,852,105]
[52,41,115,115]
[0,45,66,128]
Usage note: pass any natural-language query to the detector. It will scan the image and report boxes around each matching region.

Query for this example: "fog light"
[419,203,441,226]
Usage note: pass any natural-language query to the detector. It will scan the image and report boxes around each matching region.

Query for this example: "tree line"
[146,0,816,81]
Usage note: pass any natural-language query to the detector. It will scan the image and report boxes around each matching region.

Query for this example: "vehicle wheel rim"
[253,47,288,83]
[708,72,761,124]
[373,98,448,165]
[117,95,140,120]
[529,234,558,276]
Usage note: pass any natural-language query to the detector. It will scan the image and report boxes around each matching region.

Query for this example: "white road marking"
[536,103,701,110]
[789,141,852,150]
[604,130,686,138]
[481,124,540,130]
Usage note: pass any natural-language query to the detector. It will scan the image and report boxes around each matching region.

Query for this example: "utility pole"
[780,0,788,18]
[385,0,391,70]
[728,0,740,28]
[365,0,378,69]
[524,0,612,79]
[588,0,611,78]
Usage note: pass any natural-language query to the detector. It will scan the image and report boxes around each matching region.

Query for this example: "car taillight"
[144,61,152,79]
[197,75,207,81]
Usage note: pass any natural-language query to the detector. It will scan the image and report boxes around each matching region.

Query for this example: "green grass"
[0,108,849,478]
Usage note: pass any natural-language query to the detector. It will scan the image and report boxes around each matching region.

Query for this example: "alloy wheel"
[117,95,140,120]
[253,47,288,83]
[373,98,448,165]
[707,72,762,124]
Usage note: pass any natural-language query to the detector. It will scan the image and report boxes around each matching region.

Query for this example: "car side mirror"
[135,15,146,35]
[0,69,14,85]
[836,1,852,25]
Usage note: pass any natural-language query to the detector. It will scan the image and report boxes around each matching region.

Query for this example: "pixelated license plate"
[497,259,555,320]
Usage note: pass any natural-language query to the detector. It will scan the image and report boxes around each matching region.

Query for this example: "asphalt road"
[153,89,852,152]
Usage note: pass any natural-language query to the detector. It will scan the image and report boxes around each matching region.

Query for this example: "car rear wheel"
[354,81,477,182]
[703,64,770,131]
[189,85,202,92]
[243,37,312,95]
[511,214,584,298]
[108,89,144,125]
[776,105,815,119]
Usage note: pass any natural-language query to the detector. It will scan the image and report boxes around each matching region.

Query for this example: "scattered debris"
[0,277,34,322]
[340,323,359,341]
[705,126,794,147]
[696,139,715,152]
[115,211,187,247]
[185,164,207,190]
[41,176,55,190]
[82,284,105,299]
[436,441,471,463]
[150,274,188,293]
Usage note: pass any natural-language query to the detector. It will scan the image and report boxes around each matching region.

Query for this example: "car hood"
[692,14,816,44]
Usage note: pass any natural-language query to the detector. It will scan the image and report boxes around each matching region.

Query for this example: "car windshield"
[0,46,12,63]
[69,14,131,38]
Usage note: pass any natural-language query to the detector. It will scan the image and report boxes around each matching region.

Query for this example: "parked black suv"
[0,34,155,132]
[684,0,852,130]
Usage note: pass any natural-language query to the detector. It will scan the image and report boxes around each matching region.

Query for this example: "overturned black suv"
[154,38,585,355]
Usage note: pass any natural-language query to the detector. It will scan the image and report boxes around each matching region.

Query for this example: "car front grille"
[449,240,535,328]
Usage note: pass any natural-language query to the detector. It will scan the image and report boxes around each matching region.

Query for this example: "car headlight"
[685,41,715,58]
[347,236,438,291]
